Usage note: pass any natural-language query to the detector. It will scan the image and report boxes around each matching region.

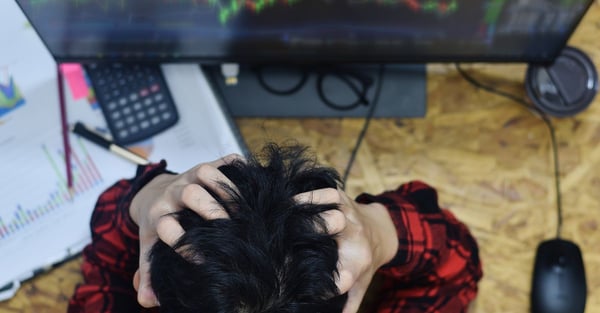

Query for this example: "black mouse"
[531,238,587,313]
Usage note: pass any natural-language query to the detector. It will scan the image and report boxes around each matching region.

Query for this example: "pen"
[57,64,73,189]
[72,122,149,165]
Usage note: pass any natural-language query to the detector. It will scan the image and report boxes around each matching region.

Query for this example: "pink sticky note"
[60,63,89,101]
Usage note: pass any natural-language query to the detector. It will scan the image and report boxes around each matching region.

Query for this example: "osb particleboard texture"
[1,4,599,313]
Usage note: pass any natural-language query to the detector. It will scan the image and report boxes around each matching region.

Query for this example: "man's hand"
[295,188,398,313]
[129,154,242,307]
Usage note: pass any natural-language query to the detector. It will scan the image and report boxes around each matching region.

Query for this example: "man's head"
[150,143,347,313]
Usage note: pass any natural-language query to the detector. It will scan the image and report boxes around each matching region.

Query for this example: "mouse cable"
[455,63,563,238]
[342,64,386,189]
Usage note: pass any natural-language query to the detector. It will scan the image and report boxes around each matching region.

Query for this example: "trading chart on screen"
[16,0,591,61]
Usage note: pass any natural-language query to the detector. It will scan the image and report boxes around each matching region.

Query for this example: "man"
[68,143,482,313]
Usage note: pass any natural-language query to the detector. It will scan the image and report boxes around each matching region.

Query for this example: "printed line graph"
[0,138,103,241]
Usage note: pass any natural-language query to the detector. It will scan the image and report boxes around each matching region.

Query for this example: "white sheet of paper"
[0,0,244,300]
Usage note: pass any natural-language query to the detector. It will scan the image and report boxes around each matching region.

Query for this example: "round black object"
[526,46,598,117]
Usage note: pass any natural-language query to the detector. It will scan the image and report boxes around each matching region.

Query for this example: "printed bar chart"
[0,138,103,241]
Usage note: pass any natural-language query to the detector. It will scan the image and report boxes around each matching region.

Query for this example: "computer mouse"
[531,238,587,313]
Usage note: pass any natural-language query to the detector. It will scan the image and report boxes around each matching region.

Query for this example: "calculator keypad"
[85,63,179,145]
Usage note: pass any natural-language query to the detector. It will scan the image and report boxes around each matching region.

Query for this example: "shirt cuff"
[118,160,176,234]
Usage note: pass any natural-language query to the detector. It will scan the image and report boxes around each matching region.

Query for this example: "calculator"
[84,63,179,145]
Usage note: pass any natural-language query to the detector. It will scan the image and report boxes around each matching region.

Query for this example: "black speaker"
[525,46,598,117]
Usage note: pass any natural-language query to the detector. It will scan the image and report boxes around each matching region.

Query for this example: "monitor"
[16,0,593,64]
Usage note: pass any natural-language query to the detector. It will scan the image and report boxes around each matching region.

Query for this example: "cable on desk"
[341,64,386,189]
[455,63,563,238]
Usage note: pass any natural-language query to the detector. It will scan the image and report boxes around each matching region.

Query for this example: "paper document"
[0,0,244,301]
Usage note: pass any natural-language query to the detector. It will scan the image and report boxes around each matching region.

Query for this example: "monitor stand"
[203,64,427,118]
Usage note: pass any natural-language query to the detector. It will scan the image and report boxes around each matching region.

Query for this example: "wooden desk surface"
[2,5,599,312]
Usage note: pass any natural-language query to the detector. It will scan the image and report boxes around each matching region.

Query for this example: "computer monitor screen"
[16,0,592,64]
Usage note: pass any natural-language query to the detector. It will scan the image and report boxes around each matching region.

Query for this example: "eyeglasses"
[253,65,375,111]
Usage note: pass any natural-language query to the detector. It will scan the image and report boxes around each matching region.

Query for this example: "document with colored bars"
[0,1,244,301]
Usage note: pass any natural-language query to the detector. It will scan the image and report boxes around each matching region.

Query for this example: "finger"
[334,234,371,294]
[178,162,225,186]
[133,269,140,291]
[208,153,245,167]
[194,163,239,201]
[320,209,346,234]
[137,258,158,307]
[342,286,366,313]
[294,188,341,205]
[342,296,361,313]
[183,153,243,185]
[156,215,186,247]
[335,268,355,294]
[180,184,229,219]
[137,282,158,308]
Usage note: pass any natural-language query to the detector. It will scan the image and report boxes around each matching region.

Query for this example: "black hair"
[150,143,348,313]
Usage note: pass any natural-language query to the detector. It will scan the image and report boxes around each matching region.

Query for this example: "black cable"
[455,63,563,238]
[254,64,385,188]
[342,64,386,188]
[317,68,374,111]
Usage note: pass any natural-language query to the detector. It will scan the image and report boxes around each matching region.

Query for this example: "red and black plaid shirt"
[68,162,482,313]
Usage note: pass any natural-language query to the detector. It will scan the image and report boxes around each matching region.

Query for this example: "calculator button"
[140,120,150,129]
[130,125,139,133]
[126,116,135,124]
[119,97,127,106]
[130,93,138,101]
[107,101,117,110]
[100,94,112,102]
[148,107,157,115]
[162,112,172,120]
[114,120,125,129]
[144,98,153,106]
[154,94,164,102]
[122,107,132,115]
[118,129,129,139]
[151,116,161,125]
[136,111,147,119]
[110,111,121,119]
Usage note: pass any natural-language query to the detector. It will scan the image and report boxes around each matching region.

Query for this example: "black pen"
[71,122,149,165]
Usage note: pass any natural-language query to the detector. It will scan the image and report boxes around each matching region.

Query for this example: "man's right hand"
[295,188,399,313]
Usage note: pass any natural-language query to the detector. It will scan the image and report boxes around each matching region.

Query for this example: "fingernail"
[149,289,159,306]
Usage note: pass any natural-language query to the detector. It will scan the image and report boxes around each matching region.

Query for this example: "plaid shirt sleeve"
[68,161,171,313]
[355,181,483,313]
[69,173,481,313]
